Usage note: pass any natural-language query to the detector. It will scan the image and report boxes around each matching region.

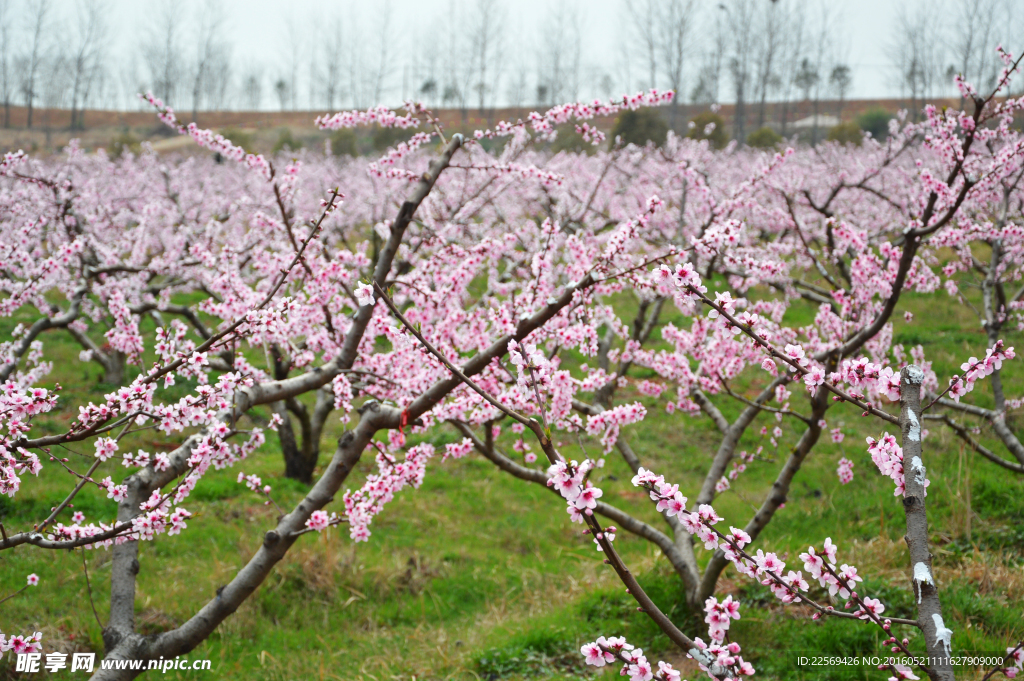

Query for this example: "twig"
[82,551,103,628]
[36,458,103,533]
[0,584,28,607]
[715,372,811,424]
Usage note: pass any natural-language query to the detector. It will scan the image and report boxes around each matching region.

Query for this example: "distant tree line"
[0,0,1019,138]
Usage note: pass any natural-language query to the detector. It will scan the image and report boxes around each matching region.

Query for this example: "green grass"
[2,280,1023,680]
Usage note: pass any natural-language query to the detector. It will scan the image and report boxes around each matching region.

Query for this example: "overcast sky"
[126,0,901,99]
[15,0,1024,111]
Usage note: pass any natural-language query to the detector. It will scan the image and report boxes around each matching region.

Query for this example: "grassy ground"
[2,282,1023,680]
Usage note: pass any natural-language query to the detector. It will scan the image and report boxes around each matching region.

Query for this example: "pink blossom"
[859,596,885,619]
[627,651,653,681]
[306,510,330,532]
[354,282,375,307]
[575,484,603,510]
[837,457,854,484]
[580,641,613,667]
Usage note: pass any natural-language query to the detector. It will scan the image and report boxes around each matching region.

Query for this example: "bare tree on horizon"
[830,63,852,120]
[370,0,394,107]
[752,0,783,130]
[470,0,504,118]
[241,67,262,111]
[625,0,659,92]
[690,9,726,106]
[0,0,13,128]
[280,16,303,111]
[142,1,183,109]
[659,0,697,127]
[65,0,108,130]
[537,4,581,107]
[440,0,472,118]
[19,0,50,128]
[722,0,756,142]
[322,16,344,111]
[622,0,698,126]
[949,0,1007,98]
[808,2,838,144]
[188,1,230,121]
[773,2,804,136]
[888,2,943,121]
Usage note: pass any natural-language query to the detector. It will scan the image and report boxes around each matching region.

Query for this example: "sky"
[18,0,1024,110]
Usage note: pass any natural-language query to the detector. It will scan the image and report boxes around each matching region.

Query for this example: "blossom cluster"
[584,402,647,453]
[947,341,1016,401]
[341,442,433,542]
[0,630,43,656]
[579,596,754,680]
[0,384,54,497]
[546,459,614,548]
[304,509,341,532]
[580,636,685,681]
[837,457,855,485]
[140,92,271,178]
[314,104,421,131]
[473,88,675,141]
[0,149,26,176]
[237,471,272,496]
[866,434,931,497]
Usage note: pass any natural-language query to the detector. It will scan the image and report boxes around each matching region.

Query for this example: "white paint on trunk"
[907,406,921,441]
[932,613,953,656]
[913,562,934,604]
[911,456,927,487]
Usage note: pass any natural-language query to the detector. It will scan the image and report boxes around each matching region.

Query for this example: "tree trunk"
[308,387,334,459]
[270,401,305,481]
[271,347,319,484]
[272,400,317,483]
[694,383,830,605]
[103,351,126,385]
[812,97,820,145]
[900,366,955,681]
[734,92,745,142]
